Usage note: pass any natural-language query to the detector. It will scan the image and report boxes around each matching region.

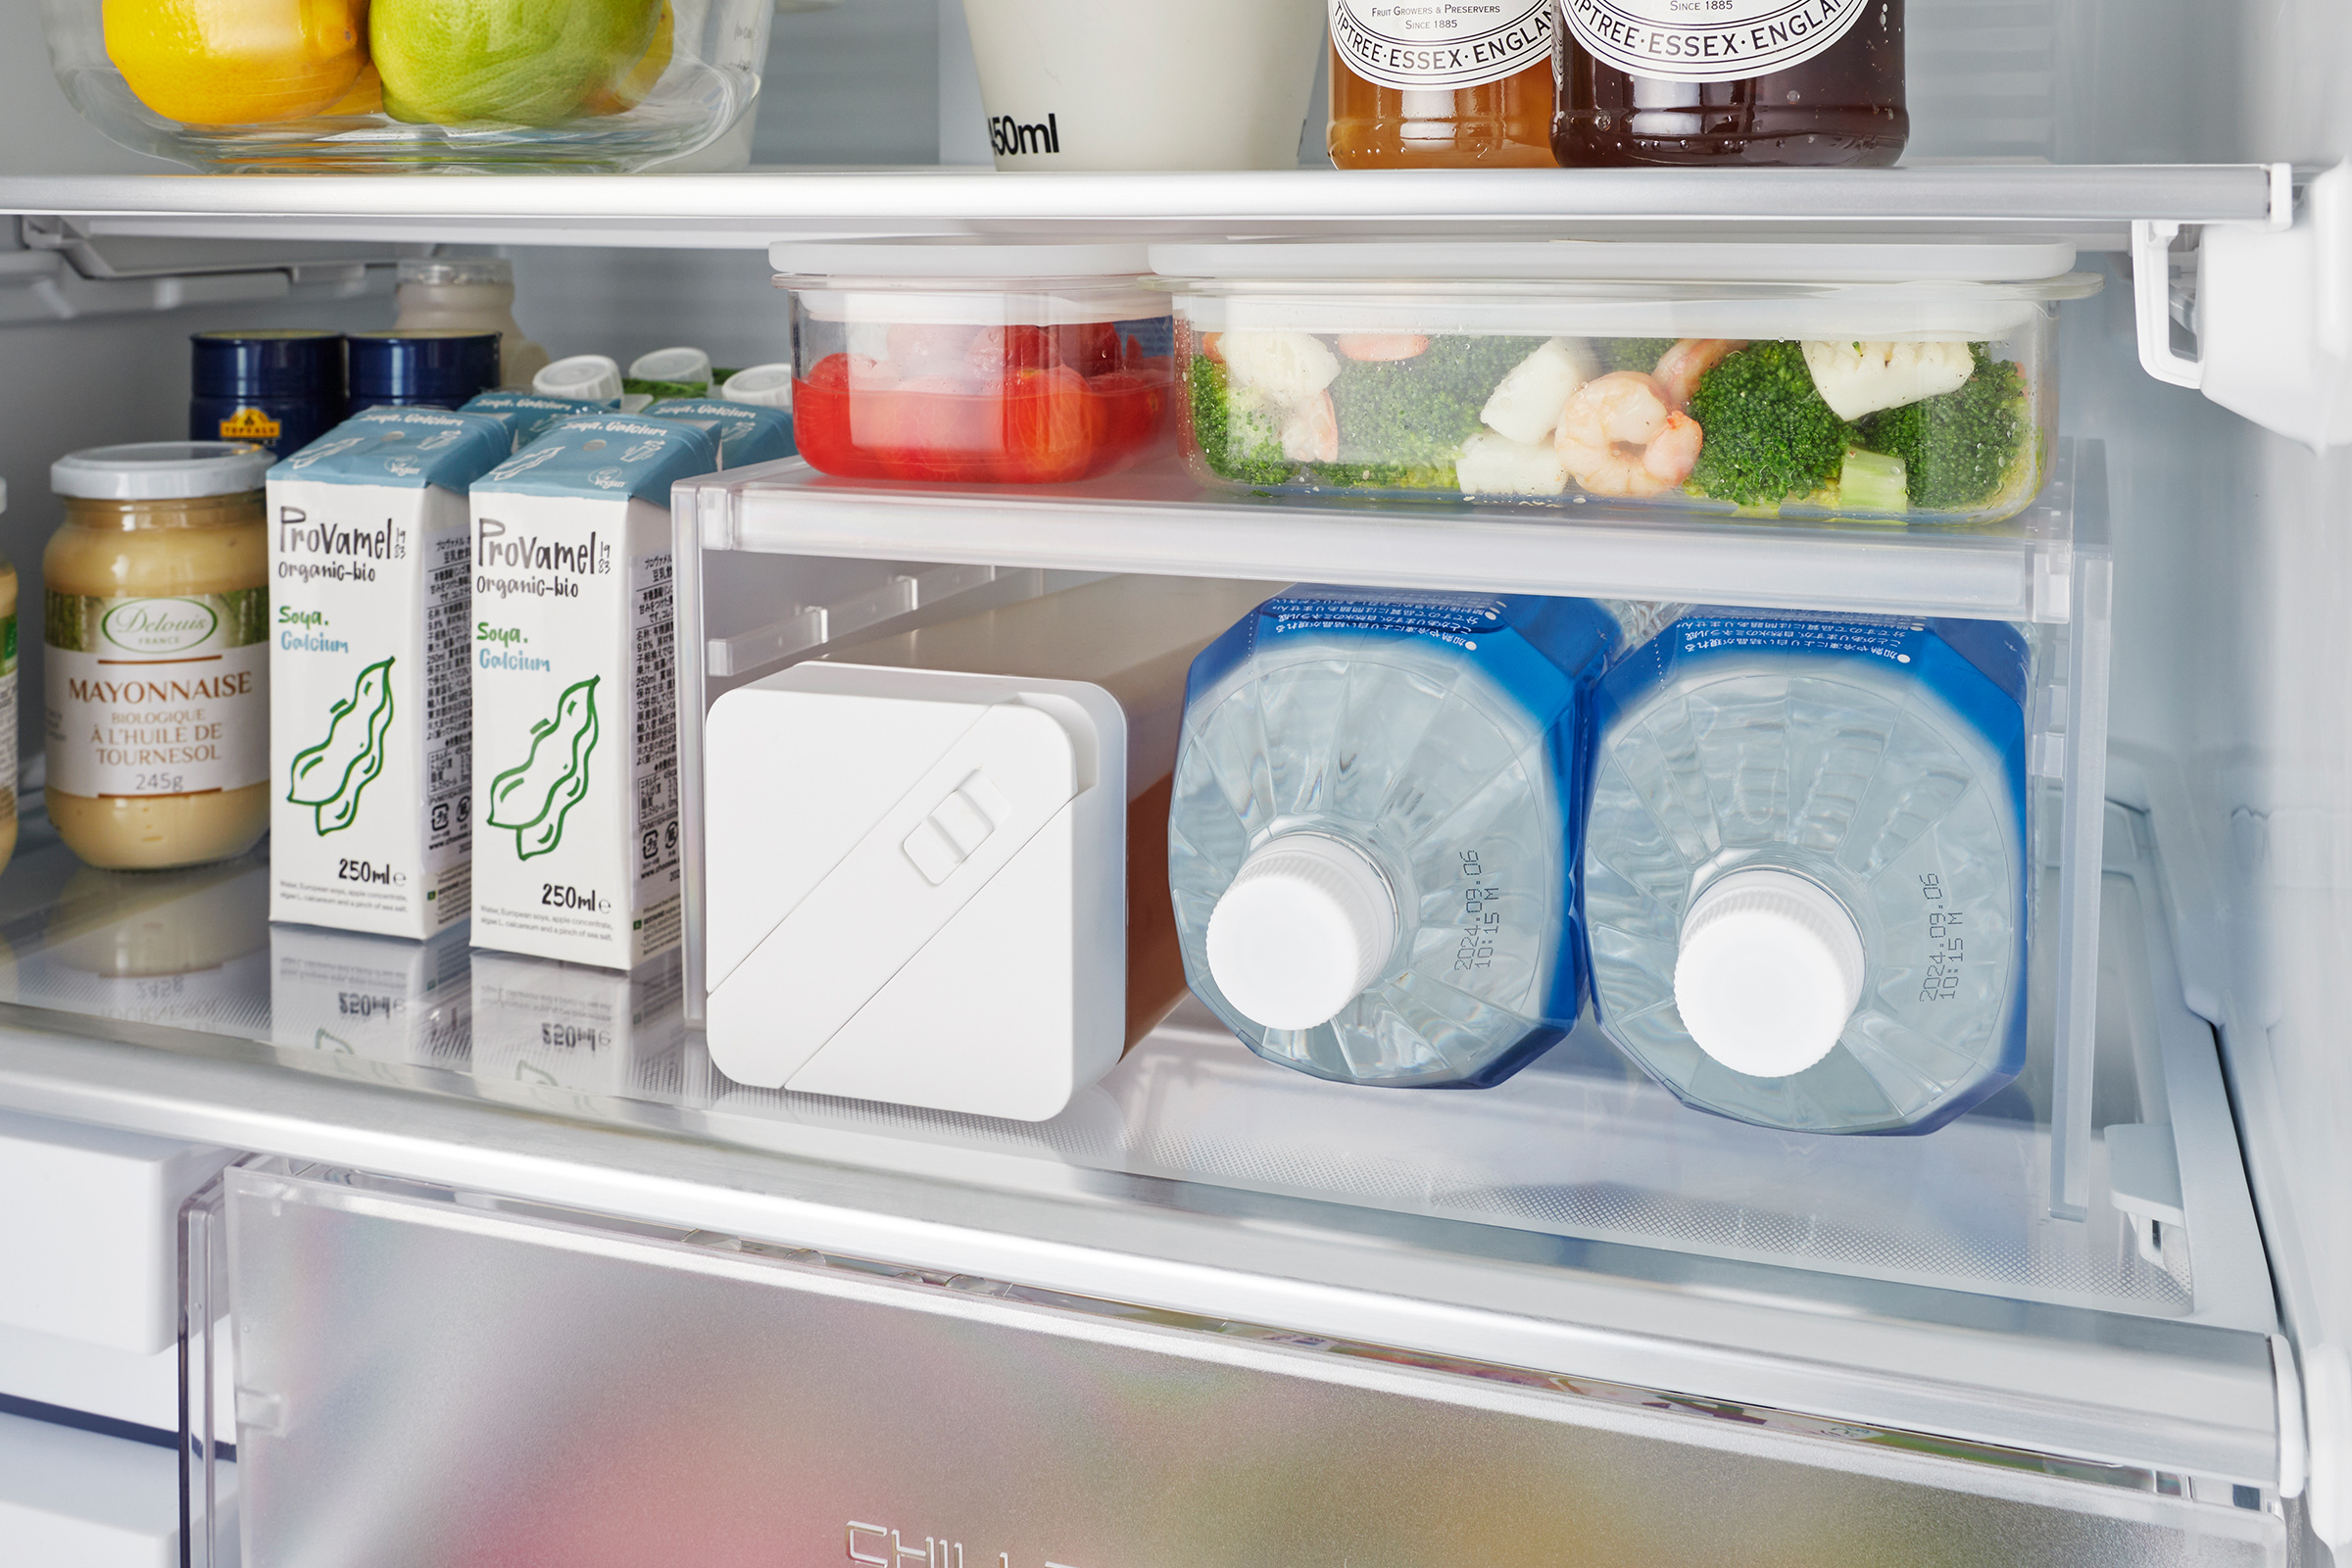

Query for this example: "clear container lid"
[398,257,514,287]
[1147,236,2084,285]
[1151,236,2100,341]
[771,239,1153,284]
[53,441,271,501]
[774,240,1165,328]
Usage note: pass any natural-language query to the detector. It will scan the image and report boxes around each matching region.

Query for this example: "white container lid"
[534,355,623,403]
[772,239,1153,282]
[629,346,711,383]
[52,441,270,501]
[1149,236,2082,285]
[720,364,794,410]
[1673,868,1867,1079]
[1205,833,1398,1032]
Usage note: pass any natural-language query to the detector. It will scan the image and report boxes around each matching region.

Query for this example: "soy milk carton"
[641,397,795,468]
[460,390,610,452]
[467,415,718,968]
[268,407,511,938]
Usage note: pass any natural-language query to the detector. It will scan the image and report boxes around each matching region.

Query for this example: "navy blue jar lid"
[348,329,501,401]
[191,330,345,397]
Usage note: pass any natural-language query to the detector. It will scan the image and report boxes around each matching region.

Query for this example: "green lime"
[370,0,663,126]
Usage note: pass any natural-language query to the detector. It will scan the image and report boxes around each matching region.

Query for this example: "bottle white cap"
[51,441,270,501]
[628,346,711,385]
[1673,868,1866,1079]
[1205,833,1397,1032]
[534,355,623,404]
[720,364,794,410]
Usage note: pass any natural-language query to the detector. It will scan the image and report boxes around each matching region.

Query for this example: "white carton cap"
[1673,868,1866,1078]
[1206,833,1397,1032]
[628,346,711,384]
[534,354,622,403]
[52,441,270,501]
[719,364,794,410]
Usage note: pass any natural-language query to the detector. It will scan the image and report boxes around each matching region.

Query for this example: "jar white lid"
[53,441,271,501]
[399,257,513,286]
[1149,236,2082,285]
[771,239,1152,282]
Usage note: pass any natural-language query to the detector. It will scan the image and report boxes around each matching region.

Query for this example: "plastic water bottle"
[1167,587,1639,1089]
[1582,608,2032,1135]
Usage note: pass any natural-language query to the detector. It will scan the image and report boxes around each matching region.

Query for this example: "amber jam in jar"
[1326,0,1558,168]
[1552,0,1905,168]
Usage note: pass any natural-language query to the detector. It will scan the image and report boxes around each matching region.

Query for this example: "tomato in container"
[773,242,1176,485]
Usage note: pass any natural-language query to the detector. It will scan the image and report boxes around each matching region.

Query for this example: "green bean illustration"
[488,676,598,860]
[287,658,395,836]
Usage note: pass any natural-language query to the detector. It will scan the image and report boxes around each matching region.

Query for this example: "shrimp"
[1554,371,1703,498]
[1279,389,1338,463]
[1650,338,1746,411]
[1336,333,1430,362]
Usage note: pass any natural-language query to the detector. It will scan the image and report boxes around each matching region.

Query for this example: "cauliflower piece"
[1455,428,1569,497]
[1218,330,1343,405]
[1479,337,1597,446]
[1800,339,1977,422]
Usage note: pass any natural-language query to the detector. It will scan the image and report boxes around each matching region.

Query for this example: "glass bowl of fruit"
[42,0,773,172]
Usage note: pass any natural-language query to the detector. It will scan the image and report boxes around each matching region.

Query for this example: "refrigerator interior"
[0,0,2341,1560]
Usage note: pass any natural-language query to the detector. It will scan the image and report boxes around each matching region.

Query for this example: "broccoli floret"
[1325,335,1542,486]
[1855,345,2032,513]
[1304,459,1461,490]
[1683,340,1854,510]
[1189,356,1292,486]
[1598,337,1677,373]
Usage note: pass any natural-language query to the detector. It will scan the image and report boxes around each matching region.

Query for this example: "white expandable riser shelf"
[683,443,2092,626]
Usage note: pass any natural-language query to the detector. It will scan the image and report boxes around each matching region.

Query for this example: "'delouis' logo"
[100,598,218,656]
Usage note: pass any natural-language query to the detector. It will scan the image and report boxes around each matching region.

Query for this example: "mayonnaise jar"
[46,443,270,869]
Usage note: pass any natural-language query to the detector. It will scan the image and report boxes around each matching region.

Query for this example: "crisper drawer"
[218,1160,2280,1568]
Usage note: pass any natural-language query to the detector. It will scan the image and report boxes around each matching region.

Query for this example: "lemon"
[370,0,664,127]
[322,63,382,118]
[582,1,673,117]
[104,0,368,125]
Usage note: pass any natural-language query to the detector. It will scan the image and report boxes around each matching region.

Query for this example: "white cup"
[959,0,1326,171]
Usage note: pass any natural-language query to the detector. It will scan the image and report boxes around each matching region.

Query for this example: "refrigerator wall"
[0,0,2341,1560]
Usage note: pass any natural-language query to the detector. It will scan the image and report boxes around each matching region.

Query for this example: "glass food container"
[45,442,271,872]
[43,0,772,172]
[1151,238,2098,527]
[775,241,1178,486]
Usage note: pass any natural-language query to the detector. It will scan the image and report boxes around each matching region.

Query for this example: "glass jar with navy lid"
[189,330,345,458]
[346,328,502,416]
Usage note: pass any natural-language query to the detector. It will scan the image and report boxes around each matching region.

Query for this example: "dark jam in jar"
[1552,0,1905,168]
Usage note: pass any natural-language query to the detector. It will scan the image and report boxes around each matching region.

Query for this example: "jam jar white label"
[1562,0,1871,83]
[45,590,270,799]
[1331,0,1556,91]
